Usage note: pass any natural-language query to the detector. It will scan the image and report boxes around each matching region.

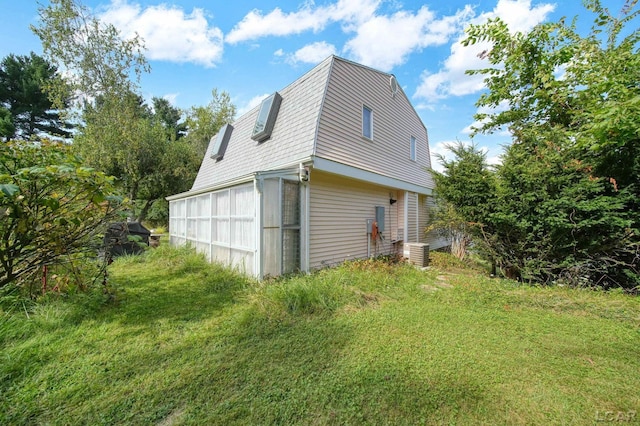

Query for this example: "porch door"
[262,178,301,276]
[281,179,300,274]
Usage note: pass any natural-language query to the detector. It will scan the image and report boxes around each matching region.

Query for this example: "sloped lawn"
[1,246,638,425]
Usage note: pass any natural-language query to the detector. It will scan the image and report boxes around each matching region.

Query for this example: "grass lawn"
[1,246,639,425]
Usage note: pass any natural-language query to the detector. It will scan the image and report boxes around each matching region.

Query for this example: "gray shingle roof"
[190,56,333,191]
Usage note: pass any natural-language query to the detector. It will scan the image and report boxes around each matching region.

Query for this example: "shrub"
[0,140,123,297]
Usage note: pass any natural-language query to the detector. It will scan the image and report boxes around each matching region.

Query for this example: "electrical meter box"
[375,206,385,232]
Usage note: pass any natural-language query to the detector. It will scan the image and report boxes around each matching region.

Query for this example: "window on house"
[252,92,282,142]
[410,136,417,161]
[210,123,233,161]
[362,105,373,140]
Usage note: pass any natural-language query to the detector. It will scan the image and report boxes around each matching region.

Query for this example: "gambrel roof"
[191,56,332,191]
[175,55,433,199]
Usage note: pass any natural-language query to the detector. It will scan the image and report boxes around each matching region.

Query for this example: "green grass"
[1,246,639,425]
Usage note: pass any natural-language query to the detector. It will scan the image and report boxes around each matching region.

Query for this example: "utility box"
[406,243,429,267]
[366,219,374,234]
[375,206,385,232]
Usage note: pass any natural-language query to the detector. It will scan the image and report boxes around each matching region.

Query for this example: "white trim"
[166,174,254,201]
[311,156,432,195]
[254,178,263,279]
[403,191,409,243]
[415,193,420,243]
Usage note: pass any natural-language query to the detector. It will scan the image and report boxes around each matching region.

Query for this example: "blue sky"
[0,0,623,170]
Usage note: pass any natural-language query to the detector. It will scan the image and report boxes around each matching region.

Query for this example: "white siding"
[309,171,400,269]
[316,58,433,189]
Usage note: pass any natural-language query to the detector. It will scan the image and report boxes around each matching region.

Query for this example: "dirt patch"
[157,408,184,426]
[436,282,454,289]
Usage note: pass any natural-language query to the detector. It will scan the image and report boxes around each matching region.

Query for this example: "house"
[167,55,446,278]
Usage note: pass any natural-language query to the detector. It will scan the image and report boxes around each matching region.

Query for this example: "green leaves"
[0,184,19,197]
[0,139,124,291]
[0,52,73,140]
[31,0,149,110]
[452,0,640,288]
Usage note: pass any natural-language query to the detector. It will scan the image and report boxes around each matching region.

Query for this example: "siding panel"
[309,171,400,268]
[316,59,433,189]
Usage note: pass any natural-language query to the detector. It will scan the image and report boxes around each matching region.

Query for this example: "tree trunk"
[136,199,152,223]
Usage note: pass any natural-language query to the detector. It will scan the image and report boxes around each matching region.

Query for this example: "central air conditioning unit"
[406,243,429,267]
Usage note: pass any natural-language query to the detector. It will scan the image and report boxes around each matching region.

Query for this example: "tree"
[0,140,122,293]
[0,107,14,139]
[426,201,473,260]
[184,89,236,157]
[0,52,73,139]
[456,0,640,288]
[32,0,149,109]
[429,142,496,260]
[75,93,200,223]
[152,97,186,141]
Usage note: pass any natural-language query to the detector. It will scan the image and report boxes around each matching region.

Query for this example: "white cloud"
[486,0,555,33]
[415,0,555,101]
[99,0,224,67]
[286,42,337,65]
[227,0,474,72]
[225,5,330,44]
[344,6,472,72]
[236,93,270,117]
[226,0,381,44]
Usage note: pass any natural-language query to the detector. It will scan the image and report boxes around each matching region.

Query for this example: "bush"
[0,140,123,297]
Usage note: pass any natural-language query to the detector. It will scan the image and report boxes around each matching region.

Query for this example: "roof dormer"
[251,92,282,142]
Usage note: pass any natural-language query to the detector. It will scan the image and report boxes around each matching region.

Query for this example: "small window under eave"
[252,92,282,142]
[210,123,234,161]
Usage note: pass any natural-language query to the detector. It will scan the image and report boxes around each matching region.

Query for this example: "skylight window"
[210,123,233,161]
[252,92,282,142]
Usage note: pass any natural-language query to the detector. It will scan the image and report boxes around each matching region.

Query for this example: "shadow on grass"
[105,250,252,326]
[1,249,491,425]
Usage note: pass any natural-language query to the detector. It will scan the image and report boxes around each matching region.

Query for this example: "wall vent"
[406,243,429,267]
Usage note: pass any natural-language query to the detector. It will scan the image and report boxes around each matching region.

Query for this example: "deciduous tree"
[184,89,236,157]
[0,140,122,293]
[32,0,149,108]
